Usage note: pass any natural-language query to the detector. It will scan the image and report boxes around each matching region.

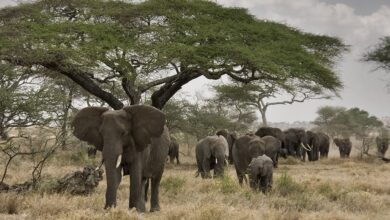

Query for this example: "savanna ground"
[0,139,390,220]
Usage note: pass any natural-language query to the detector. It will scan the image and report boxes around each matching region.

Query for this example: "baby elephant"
[168,137,180,164]
[248,155,273,193]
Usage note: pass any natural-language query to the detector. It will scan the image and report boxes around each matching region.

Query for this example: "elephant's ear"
[71,107,109,150]
[124,105,165,152]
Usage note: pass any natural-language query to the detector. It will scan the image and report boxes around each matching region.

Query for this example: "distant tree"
[213,81,332,126]
[0,63,63,140]
[313,106,383,138]
[0,0,346,110]
[364,36,390,72]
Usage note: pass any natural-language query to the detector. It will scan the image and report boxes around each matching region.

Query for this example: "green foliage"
[163,97,249,139]
[364,36,390,71]
[0,63,66,137]
[216,175,238,195]
[160,176,185,195]
[275,173,303,196]
[313,106,383,137]
[0,0,347,109]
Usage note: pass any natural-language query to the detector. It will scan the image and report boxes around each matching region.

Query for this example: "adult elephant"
[168,137,180,165]
[262,136,283,167]
[216,129,237,164]
[71,105,169,212]
[195,135,228,178]
[255,127,285,149]
[232,134,266,184]
[283,128,311,161]
[375,137,389,158]
[334,138,352,158]
[306,131,330,161]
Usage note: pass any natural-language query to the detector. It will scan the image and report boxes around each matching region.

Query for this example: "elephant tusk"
[96,159,104,171]
[301,143,312,151]
[116,154,122,168]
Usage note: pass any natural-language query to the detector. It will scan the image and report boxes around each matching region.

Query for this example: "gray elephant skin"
[196,135,228,178]
[232,134,280,184]
[255,127,285,148]
[306,131,330,161]
[334,138,352,158]
[216,129,237,164]
[72,105,169,212]
[248,155,274,193]
[376,137,389,158]
[168,137,180,164]
[283,128,311,161]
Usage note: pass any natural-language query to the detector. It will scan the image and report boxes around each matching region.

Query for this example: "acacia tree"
[313,106,383,138]
[364,36,390,71]
[0,63,64,140]
[0,0,347,110]
[213,81,332,126]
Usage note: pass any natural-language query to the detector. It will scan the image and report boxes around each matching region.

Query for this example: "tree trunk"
[60,89,73,148]
[259,108,268,127]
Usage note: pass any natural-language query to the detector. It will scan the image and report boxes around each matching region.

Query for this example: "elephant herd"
[70,105,389,212]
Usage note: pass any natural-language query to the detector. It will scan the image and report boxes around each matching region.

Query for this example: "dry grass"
[0,144,389,220]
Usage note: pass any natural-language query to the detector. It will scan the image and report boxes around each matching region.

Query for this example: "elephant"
[375,137,389,158]
[71,105,169,212]
[195,135,228,178]
[306,131,330,161]
[216,129,237,164]
[283,128,311,161]
[262,135,283,168]
[255,126,285,149]
[248,155,273,193]
[232,134,266,185]
[334,138,352,158]
[168,137,180,164]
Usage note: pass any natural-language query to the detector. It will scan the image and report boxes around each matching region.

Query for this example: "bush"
[160,176,185,195]
[275,173,303,196]
[217,175,238,195]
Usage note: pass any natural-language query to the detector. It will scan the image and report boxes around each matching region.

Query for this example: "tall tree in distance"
[0,0,347,110]
[213,80,333,126]
[313,106,383,138]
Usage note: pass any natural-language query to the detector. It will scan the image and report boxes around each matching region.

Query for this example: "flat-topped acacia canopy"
[0,0,347,109]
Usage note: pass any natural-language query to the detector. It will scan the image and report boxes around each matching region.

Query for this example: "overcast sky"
[1,0,390,123]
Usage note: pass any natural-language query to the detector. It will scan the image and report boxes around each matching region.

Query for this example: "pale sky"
[1,0,390,123]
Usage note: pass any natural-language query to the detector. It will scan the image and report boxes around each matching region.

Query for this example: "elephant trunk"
[102,142,123,208]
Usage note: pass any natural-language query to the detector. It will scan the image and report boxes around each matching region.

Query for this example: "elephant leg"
[274,154,278,168]
[169,156,174,164]
[236,169,244,185]
[144,178,149,202]
[150,174,162,212]
[202,158,211,178]
[176,153,180,165]
[259,176,267,193]
[129,159,145,212]
[104,160,122,209]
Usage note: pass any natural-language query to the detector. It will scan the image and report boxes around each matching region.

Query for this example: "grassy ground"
[0,144,389,220]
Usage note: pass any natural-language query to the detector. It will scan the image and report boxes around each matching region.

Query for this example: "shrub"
[275,173,303,196]
[160,176,185,195]
[218,175,238,195]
